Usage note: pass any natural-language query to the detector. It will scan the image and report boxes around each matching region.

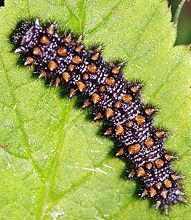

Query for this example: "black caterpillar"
[12,19,186,214]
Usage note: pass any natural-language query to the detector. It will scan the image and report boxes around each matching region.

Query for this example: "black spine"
[12,19,186,214]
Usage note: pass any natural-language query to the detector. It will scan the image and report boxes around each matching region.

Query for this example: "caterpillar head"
[13,19,41,52]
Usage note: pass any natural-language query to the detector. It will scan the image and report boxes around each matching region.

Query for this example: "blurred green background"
[168,0,191,45]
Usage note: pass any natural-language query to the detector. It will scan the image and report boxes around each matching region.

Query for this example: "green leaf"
[168,0,185,23]
[0,0,191,219]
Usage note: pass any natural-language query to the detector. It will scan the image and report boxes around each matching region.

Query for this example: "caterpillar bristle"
[12,19,185,214]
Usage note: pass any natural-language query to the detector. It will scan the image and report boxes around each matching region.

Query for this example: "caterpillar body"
[12,19,186,214]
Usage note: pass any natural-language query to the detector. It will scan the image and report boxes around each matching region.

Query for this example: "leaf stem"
[173,0,186,24]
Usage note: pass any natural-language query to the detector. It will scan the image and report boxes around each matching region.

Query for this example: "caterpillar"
[12,18,186,214]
